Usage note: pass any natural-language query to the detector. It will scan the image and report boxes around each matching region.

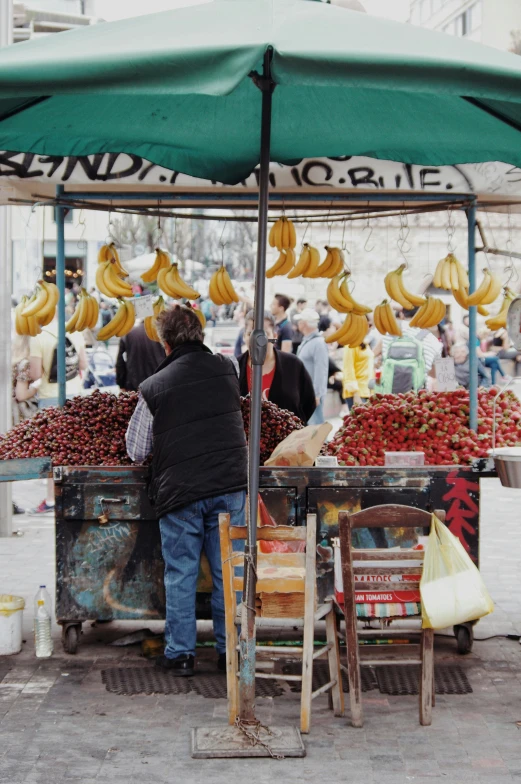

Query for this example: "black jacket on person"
[115,322,166,392]
[238,348,316,423]
[140,342,247,517]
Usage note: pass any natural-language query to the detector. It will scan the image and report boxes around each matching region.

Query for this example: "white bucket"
[0,594,25,655]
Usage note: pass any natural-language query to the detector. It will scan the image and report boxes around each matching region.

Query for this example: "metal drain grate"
[101,667,283,698]
[282,660,377,693]
[376,665,472,696]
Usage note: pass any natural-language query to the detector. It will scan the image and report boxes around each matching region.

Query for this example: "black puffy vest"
[140,342,247,517]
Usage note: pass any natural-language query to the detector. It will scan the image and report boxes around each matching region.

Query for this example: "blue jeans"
[308,397,325,425]
[159,490,246,659]
[483,356,505,385]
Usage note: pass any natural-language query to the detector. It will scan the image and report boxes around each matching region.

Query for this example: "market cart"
[45,463,485,655]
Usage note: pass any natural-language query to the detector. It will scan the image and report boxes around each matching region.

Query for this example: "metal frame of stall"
[51,187,480,430]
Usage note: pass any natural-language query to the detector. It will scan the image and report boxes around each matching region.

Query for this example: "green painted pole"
[55,185,66,407]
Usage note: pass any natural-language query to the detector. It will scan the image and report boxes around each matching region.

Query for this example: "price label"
[435,357,457,392]
[133,295,154,318]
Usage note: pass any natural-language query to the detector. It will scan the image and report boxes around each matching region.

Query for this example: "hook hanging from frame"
[105,204,114,245]
[340,219,350,254]
[397,211,411,266]
[76,209,87,255]
[363,214,375,253]
[219,219,228,265]
[446,206,456,254]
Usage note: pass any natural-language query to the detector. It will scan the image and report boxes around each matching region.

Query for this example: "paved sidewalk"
[0,477,520,782]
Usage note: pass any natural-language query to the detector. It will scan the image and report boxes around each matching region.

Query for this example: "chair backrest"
[338,505,445,605]
[219,515,317,617]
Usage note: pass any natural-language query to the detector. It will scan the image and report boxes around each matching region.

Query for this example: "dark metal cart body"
[50,464,483,654]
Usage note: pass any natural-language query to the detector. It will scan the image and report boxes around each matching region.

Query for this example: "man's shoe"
[155,654,194,676]
[12,503,25,515]
[27,501,55,516]
[217,653,226,672]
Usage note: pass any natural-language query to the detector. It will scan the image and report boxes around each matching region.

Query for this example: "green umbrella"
[0,0,520,182]
[2,0,521,730]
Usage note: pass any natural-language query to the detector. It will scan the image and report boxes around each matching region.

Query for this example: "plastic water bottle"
[34,585,53,658]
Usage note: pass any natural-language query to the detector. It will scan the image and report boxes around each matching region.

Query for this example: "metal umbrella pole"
[55,184,67,408]
[239,49,275,725]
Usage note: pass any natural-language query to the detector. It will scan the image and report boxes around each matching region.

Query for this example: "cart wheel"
[62,624,81,655]
[454,624,473,655]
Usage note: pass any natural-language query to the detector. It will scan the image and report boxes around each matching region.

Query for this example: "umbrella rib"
[462,95,521,136]
[0,96,50,123]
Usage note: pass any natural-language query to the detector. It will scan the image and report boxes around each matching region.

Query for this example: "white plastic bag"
[420,514,494,629]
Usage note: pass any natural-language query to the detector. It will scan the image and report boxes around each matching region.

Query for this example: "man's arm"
[279,322,293,353]
[125,393,153,463]
[313,341,329,401]
[29,336,43,382]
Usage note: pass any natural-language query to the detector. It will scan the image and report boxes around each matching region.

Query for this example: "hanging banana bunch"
[409,297,447,329]
[452,286,489,317]
[266,248,296,278]
[326,273,372,316]
[325,312,368,348]
[141,248,171,285]
[144,296,166,342]
[66,289,99,333]
[315,247,345,278]
[384,264,426,309]
[96,299,135,341]
[157,263,200,300]
[374,300,402,337]
[287,243,321,279]
[96,258,133,299]
[433,253,469,293]
[15,296,40,337]
[98,243,129,278]
[208,266,239,306]
[268,216,297,251]
[466,268,503,307]
[485,288,517,331]
[17,281,60,335]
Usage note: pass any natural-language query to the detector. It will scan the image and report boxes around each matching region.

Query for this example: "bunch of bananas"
[144,296,166,342]
[96,259,133,299]
[287,244,321,279]
[268,216,297,251]
[209,266,239,306]
[374,300,402,336]
[466,268,503,307]
[326,273,372,316]
[325,312,368,348]
[157,263,200,300]
[452,287,489,317]
[485,288,516,331]
[433,253,469,292]
[409,297,446,329]
[97,299,135,341]
[15,280,60,336]
[384,264,426,309]
[315,247,345,278]
[15,297,40,337]
[66,289,99,333]
[141,249,171,285]
[98,243,129,278]
[266,249,296,278]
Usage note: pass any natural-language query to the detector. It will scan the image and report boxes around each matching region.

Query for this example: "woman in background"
[342,332,375,411]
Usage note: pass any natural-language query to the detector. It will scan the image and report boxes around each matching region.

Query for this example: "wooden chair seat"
[219,514,344,734]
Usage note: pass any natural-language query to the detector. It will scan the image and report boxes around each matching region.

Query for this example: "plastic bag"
[257,495,305,554]
[264,423,332,467]
[420,514,494,629]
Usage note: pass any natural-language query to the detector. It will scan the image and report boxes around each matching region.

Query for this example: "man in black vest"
[126,304,247,676]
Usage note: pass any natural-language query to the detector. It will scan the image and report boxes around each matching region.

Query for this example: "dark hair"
[296,298,307,306]
[156,304,203,349]
[245,310,275,329]
[274,293,290,312]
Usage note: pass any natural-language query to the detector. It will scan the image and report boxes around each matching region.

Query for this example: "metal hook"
[301,222,310,246]
[397,212,410,267]
[340,220,350,254]
[446,206,456,254]
[363,216,375,253]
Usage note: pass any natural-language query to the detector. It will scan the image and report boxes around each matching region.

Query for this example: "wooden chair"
[338,505,445,728]
[219,512,344,734]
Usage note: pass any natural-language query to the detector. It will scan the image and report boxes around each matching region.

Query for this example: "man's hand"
[315,396,321,407]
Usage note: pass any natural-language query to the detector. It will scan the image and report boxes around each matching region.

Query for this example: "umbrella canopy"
[0,0,520,183]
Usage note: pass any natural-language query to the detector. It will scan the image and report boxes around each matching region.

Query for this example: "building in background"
[13,1,100,42]
[409,0,521,51]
